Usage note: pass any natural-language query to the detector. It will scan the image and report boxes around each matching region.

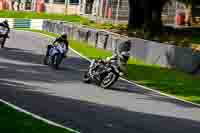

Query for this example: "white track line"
[0,99,80,133]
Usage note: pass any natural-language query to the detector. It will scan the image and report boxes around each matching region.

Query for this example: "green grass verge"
[0,102,77,133]
[19,29,200,104]
[0,10,126,30]
[0,10,90,24]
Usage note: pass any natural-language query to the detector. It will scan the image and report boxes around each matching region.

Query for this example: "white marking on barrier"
[30,19,44,30]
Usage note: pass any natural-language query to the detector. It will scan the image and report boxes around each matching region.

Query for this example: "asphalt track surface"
[0,30,200,133]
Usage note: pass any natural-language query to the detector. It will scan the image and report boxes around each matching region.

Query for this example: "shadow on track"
[0,47,198,108]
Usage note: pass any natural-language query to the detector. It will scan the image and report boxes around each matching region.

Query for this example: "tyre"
[54,55,59,69]
[0,38,4,48]
[43,56,49,65]
[100,72,119,89]
[83,71,91,83]
[51,54,62,69]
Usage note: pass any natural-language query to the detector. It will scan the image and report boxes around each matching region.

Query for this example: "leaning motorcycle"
[43,44,66,69]
[83,52,130,89]
[0,26,9,48]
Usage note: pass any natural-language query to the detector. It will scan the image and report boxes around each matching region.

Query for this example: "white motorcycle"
[43,43,68,69]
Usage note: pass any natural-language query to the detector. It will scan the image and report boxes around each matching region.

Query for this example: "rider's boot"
[1,37,6,48]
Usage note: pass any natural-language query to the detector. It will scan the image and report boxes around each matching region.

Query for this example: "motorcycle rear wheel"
[51,54,62,69]
[83,71,92,83]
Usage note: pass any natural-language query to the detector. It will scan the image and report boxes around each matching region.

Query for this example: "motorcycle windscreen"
[0,26,8,35]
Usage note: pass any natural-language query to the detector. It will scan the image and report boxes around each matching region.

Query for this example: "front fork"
[89,60,96,78]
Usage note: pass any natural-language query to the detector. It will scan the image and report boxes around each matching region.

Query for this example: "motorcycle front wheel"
[51,54,62,69]
[100,72,119,89]
[43,56,49,65]
[0,37,5,48]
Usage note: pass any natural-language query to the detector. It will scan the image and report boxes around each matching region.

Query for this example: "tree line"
[128,0,196,38]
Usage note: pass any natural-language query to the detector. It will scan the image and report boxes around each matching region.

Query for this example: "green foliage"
[80,19,91,26]
[192,35,200,44]
[177,0,193,5]
[101,22,114,29]
[114,24,128,31]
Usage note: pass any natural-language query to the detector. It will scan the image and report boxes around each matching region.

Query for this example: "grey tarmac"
[0,30,200,133]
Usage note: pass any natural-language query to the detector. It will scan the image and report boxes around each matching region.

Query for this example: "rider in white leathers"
[46,33,69,58]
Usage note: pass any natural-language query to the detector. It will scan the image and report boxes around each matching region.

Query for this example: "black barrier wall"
[42,20,200,73]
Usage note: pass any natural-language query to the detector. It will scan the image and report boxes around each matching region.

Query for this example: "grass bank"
[0,102,77,133]
[0,10,90,24]
[0,10,124,30]
[20,29,200,104]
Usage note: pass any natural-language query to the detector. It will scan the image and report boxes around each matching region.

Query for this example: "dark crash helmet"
[124,40,131,51]
[3,20,8,25]
[60,32,67,40]
[120,51,130,61]
[118,40,132,53]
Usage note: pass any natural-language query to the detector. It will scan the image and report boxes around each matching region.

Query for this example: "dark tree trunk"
[11,1,15,10]
[151,6,163,34]
[85,0,94,14]
[143,0,166,38]
[128,0,168,37]
[143,0,152,34]
[128,0,144,29]
[128,0,134,29]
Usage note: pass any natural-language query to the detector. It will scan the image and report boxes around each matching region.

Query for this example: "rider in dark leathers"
[90,40,131,75]
[105,40,131,73]
[0,20,10,48]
